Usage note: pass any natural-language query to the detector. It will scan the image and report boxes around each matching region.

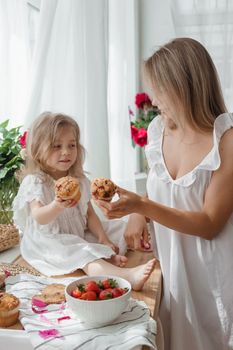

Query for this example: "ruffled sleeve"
[77,175,91,220]
[13,174,46,232]
[145,116,163,168]
[145,116,171,182]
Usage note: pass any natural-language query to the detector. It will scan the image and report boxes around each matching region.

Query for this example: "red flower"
[131,125,138,138]
[19,131,27,148]
[132,127,148,147]
[135,93,151,109]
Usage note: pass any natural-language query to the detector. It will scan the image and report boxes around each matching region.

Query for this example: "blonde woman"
[96,38,233,349]
[13,112,156,291]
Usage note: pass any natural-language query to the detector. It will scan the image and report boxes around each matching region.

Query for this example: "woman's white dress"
[13,174,127,276]
[145,113,233,350]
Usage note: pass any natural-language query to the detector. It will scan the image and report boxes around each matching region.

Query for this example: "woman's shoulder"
[214,113,233,141]
[218,125,233,159]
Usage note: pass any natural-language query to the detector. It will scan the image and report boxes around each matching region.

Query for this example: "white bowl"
[65,275,131,326]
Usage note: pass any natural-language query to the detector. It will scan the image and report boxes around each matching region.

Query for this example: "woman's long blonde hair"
[143,37,227,131]
[21,112,85,180]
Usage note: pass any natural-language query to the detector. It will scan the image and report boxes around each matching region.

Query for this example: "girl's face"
[46,126,78,179]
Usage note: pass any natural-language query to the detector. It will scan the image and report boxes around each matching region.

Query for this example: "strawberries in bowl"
[70,278,128,301]
[65,275,131,326]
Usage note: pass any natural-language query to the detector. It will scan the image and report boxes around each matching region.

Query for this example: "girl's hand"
[99,237,119,254]
[54,196,78,209]
[124,214,151,251]
[95,187,142,219]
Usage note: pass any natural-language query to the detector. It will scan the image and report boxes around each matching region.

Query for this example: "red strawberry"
[99,290,113,300]
[80,291,97,300]
[112,287,124,298]
[86,280,101,293]
[102,278,118,289]
[118,287,129,295]
[71,289,82,298]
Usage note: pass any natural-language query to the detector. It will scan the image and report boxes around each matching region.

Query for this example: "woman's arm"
[98,129,233,240]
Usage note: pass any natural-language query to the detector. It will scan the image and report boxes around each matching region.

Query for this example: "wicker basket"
[0,224,20,252]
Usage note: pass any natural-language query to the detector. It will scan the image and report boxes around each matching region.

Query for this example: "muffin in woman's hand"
[55,176,81,203]
[0,292,20,327]
[91,178,117,202]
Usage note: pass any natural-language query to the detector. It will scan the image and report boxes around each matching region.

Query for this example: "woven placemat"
[0,262,41,277]
[0,262,41,290]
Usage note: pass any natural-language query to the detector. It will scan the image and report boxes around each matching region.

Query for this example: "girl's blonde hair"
[143,37,227,131]
[22,112,85,180]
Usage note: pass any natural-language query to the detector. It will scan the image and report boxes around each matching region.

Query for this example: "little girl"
[13,112,155,291]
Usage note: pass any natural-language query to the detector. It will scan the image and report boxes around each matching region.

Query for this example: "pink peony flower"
[133,128,148,147]
[135,93,151,109]
[131,125,139,138]
[19,131,27,148]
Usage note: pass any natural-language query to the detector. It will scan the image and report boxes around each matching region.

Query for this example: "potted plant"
[0,120,26,224]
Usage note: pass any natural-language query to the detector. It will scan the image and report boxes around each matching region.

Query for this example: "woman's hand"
[124,214,151,251]
[95,187,142,219]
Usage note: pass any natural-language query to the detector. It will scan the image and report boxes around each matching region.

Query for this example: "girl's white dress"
[145,113,233,350]
[13,173,127,276]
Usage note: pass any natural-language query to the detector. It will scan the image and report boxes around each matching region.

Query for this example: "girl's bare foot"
[129,258,156,291]
[107,254,128,267]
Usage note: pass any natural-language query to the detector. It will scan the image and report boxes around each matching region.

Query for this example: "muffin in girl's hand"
[55,176,81,203]
[91,178,117,202]
[0,292,20,327]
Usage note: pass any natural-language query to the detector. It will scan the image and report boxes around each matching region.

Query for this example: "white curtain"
[0,0,31,126]
[2,0,232,188]
[0,0,139,189]
[24,0,110,179]
[170,0,233,111]
[107,0,138,190]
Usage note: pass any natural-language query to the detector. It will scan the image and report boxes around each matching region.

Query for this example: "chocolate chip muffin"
[91,178,116,201]
[0,292,20,327]
[55,176,81,202]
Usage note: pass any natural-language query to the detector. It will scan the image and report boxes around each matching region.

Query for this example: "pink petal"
[59,302,66,311]
[32,298,47,308]
[39,314,53,324]
[32,306,48,314]
[57,316,71,323]
[4,269,11,277]
[38,329,61,339]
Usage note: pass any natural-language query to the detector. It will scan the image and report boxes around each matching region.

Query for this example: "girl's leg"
[83,258,156,291]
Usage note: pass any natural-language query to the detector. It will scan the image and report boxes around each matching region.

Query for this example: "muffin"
[91,178,117,201]
[0,292,20,327]
[55,176,81,203]
[32,283,65,305]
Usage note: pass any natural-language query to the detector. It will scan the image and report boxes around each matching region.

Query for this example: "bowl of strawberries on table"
[65,275,131,326]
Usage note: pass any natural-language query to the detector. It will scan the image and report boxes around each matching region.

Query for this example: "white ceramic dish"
[65,275,131,327]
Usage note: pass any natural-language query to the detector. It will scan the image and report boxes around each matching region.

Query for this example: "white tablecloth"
[6,274,157,350]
